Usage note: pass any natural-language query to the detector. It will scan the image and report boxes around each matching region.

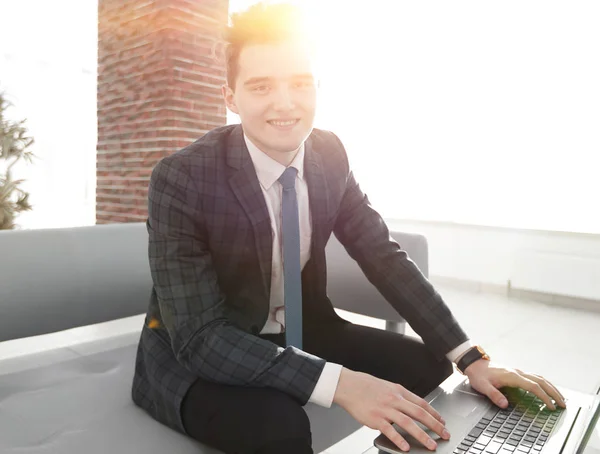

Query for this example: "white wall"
[387,219,600,302]
[313,0,600,236]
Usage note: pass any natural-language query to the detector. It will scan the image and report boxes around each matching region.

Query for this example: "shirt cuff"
[446,340,474,364]
[308,362,343,408]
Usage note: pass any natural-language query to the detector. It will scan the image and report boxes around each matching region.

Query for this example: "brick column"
[96,0,229,223]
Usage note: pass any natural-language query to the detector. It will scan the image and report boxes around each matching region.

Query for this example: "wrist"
[464,357,488,376]
[333,367,352,406]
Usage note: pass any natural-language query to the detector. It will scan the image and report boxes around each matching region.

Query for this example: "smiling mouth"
[268,119,300,128]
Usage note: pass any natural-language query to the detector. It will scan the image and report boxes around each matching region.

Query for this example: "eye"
[293,81,312,89]
[252,85,270,93]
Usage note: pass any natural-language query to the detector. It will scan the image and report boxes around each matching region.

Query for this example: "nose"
[272,86,295,112]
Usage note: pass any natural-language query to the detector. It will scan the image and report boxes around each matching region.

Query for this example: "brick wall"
[96,0,229,223]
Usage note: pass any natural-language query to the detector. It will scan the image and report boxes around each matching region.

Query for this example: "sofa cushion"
[0,320,361,453]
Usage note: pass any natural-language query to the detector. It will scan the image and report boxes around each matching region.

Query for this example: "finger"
[520,372,566,408]
[528,372,566,405]
[403,388,446,425]
[507,372,556,410]
[479,381,511,408]
[388,410,439,451]
[400,398,451,441]
[380,421,410,452]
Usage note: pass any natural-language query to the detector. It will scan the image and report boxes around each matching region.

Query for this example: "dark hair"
[223,2,314,89]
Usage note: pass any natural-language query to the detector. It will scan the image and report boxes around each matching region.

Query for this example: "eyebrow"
[243,77,272,86]
[243,74,315,86]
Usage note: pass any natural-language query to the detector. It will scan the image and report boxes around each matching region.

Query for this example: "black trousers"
[180,318,454,454]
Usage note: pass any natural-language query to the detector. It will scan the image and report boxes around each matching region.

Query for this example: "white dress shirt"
[245,135,473,408]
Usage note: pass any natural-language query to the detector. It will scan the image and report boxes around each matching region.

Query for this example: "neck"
[261,147,299,167]
[244,133,301,167]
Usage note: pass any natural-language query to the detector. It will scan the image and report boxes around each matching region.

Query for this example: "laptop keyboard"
[453,388,564,454]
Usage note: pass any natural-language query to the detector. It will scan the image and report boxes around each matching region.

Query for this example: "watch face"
[476,345,490,360]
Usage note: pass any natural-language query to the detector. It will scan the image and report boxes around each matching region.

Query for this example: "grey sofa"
[0,222,429,453]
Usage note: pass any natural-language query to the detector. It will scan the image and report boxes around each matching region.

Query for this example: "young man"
[131,3,565,454]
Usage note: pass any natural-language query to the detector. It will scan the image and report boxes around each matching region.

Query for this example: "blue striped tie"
[278,167,303,349]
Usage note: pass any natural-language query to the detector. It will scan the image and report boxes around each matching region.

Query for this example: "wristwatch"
[456,345,490,375]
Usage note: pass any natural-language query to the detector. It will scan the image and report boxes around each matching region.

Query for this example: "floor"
[322,284,600,453]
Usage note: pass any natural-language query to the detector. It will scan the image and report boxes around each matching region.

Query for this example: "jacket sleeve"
[330,134,470,360]
[147,156,325,404]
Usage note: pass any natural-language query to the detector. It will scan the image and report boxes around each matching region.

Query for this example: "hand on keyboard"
[461,360,566,412]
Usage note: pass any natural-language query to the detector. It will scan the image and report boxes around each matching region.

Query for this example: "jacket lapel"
[304,135,331,252]
[226,125,273,299]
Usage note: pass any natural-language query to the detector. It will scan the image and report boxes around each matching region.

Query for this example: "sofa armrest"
[324,230,429,329]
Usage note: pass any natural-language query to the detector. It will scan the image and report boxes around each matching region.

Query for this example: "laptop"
[372,375,600,454]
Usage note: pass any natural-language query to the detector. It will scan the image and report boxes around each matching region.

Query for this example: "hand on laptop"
[463,360,567,411]
[333,367,451,452]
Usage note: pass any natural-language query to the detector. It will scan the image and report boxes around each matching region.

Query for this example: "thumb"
[478,382,509,408]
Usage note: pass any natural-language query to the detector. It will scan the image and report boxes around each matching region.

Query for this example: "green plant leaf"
[0,89,34,229]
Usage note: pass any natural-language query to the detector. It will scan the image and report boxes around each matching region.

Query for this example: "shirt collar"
[244,134,305,191]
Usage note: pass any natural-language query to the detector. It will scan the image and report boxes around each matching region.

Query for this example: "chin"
[277,131,311,150]
[272,139,305,153]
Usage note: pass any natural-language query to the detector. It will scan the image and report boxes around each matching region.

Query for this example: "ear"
[222,84,239,115]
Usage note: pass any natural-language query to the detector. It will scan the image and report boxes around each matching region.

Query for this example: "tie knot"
[278,167,298,190]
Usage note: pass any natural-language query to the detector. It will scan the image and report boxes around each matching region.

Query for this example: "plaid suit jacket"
[131,124,469,435]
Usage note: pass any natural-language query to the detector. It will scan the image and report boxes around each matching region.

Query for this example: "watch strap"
[456,345,490,374]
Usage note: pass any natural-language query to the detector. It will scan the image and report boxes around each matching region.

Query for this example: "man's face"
[222,40,318,159]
